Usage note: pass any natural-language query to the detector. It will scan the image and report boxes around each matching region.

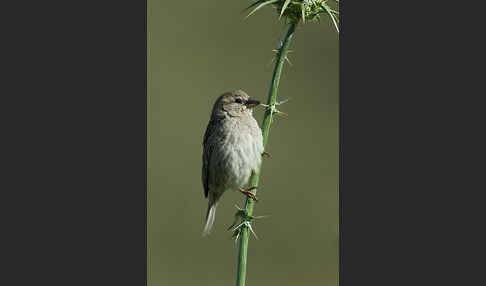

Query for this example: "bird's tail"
[202,201,218,236]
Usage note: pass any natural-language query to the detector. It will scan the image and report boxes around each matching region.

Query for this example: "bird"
[201,90,264,236]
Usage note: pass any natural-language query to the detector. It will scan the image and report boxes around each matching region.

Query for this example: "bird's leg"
[238,186,258,202]
[262,151,271,158]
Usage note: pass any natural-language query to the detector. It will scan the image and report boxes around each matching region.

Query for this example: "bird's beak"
[245,98,261,109]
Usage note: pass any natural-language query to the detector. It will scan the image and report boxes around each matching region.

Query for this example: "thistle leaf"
[243,0,264,12]
[323,4,339,33]
[279,0,292,19]
[246,0,279,19]
[301,3,306,23]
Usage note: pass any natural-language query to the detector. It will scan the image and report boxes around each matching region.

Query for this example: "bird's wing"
[202,118,218,198]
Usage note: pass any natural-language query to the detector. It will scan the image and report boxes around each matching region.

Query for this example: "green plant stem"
[235,22,297,286]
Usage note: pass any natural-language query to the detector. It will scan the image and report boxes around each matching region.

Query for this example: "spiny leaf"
[323,3,339,33]
[279,0,292,19]
[330,14,339,33]
[243,0,265,12]
[301,2,306,23]
[246,0,279,19]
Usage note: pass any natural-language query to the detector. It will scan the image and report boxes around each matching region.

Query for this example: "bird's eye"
[235,98,243,104]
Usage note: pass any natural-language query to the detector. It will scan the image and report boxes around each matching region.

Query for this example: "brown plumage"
[202,90,264,236]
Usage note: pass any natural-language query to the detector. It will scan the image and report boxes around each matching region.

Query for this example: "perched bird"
[202,90,264,236]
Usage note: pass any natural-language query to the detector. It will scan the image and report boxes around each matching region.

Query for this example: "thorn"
[272,48,293,66]
[259,101,289,119]
[227,206,247,230]
[284,56,292,66]
[251,214,270,220]
[227,221,237,231]
[228,206,268,241]
[266,56,276,68]
[231,221,246,232]
[234,231,240,244]
[274,110,289,118]
[231,227,241,244]
[276,98,291,105]
[231,221,260,240]
[247,222,259,240]
[260,98,291,108]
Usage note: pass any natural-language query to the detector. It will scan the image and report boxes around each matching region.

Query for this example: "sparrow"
[202,90,264,236]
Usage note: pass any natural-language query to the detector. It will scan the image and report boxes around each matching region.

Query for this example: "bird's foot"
[262,151,271,158]
[239,186,258,202]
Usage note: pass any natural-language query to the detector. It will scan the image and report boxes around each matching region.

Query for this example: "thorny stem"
[235,22,297,286]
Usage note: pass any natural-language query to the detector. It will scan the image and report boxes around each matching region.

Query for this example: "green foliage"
[245,0,339,32]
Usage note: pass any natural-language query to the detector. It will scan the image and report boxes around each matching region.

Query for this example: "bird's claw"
[239,187,258,202]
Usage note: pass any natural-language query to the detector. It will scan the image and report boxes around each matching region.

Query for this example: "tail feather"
[202,202,218,236]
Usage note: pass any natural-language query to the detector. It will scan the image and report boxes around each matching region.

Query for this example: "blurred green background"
[148,1,338,285]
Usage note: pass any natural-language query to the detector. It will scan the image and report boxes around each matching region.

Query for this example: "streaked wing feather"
[202,118,218,197]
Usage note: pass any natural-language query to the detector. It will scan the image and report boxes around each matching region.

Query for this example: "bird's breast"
[218,117,263,188]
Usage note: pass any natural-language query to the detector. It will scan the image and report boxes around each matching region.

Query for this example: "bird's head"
[212,90,261,118]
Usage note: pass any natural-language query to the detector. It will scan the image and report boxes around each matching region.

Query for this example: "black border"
[340,1,476,285]
[3,1,147,284]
